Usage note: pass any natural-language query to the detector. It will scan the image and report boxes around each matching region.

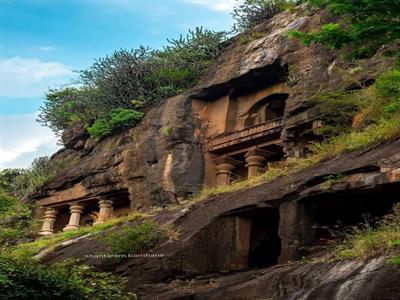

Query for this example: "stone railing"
[207,118,284,152]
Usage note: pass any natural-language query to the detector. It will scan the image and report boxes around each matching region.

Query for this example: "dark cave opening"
[307,184,400,245]
[239,208,281,268]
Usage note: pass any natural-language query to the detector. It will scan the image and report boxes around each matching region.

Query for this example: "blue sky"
[0,0,236,168]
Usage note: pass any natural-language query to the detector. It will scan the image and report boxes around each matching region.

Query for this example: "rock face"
[42,138,400,299]
[138,256,400,300]
[35,5,396,209]
[36,95,204,209]
[35,5,400,299]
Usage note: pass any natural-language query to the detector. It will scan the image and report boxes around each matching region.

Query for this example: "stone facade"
[193,83,289,186]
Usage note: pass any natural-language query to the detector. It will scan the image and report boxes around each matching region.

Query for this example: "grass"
[336,204,400,263]
[7,212,147,259]
[192,117,400,202]
[103,221,161,259]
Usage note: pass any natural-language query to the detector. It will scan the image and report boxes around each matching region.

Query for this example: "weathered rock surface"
[42,138,400,299]
[138,256,400,300]
[36,95,204,208]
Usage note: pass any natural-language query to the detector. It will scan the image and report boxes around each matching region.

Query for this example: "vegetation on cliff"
[103,221,161,259]
[38,28,227,138]
[232,0,305,32]
[0,190,37,248]
[0,255,135,300]
[291,0,400,58]
[337,204,400,263]
[0,156,66,199]
[37,0,309,139]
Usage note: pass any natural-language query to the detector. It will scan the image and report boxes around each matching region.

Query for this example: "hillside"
[1,1,400,299]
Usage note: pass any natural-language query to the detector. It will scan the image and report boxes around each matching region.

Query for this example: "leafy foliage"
[375,69,400,102]
[290,0,400,58]
[39,28,227,136]
[232,0,304,32]
[312,65,400,138]
[0,191,37,248]
[38,88,100,134]
[0,255,135,300]
[103,222,161,258]
[9,213,145,259]
[2,157,66,199]
[0,169,23,192]
[87,108,144,139]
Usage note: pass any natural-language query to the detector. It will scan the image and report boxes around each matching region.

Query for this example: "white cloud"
[39,46,55,51]
[0,57,73,97]
[0,113,60,169]
[184,0,239,12]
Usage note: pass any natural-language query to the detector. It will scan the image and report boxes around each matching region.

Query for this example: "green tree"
[232,0,304,32]
[7,157,66,199]
[0,169,23,192]
[0,190,36,247]
[39,28,227,136]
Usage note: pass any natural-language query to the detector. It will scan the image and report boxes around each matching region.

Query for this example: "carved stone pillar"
[63,204,84,231]
[214,157,241,186]
[245,148,274,178]
[94,199,113,224]
[39,208,58,236]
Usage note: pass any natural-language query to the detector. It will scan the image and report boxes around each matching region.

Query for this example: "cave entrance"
[308,185,400,247]
[234,207,281,269]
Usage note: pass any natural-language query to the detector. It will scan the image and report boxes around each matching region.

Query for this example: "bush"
[5,157,66,199]
[336,204,400,260]
[375,69,400,102]
[232,0,304,32]
[0,255,135,299]
[0,190,36,248]
[290,0,400,58]
[87,108,144,139]
[103,222,161,258]
[39,28,227,135]
[38,88,100,134]
[0,169,23,192]
[8,212,146,259]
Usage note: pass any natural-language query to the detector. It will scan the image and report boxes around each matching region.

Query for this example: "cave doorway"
[238,207,281,268]
[308,185,400,247]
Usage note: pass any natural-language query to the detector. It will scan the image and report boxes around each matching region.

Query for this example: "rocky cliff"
[42,137,400,299]
[34,5,400,300]
[34,5,395,208]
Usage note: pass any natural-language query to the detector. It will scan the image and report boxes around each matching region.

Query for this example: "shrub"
[375,69,400,102]
[103,222,161,258]
[39,28,227,135]
[0,255,135,299]
[0,169,23,192]
[87,108,144,139]
[6,157,66,199]
[0,190,37,248]
[38,87,100,134]
[290,0,400,58]
[232,0,304,32]
[8,212,146,259]
[336,204,400,260]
